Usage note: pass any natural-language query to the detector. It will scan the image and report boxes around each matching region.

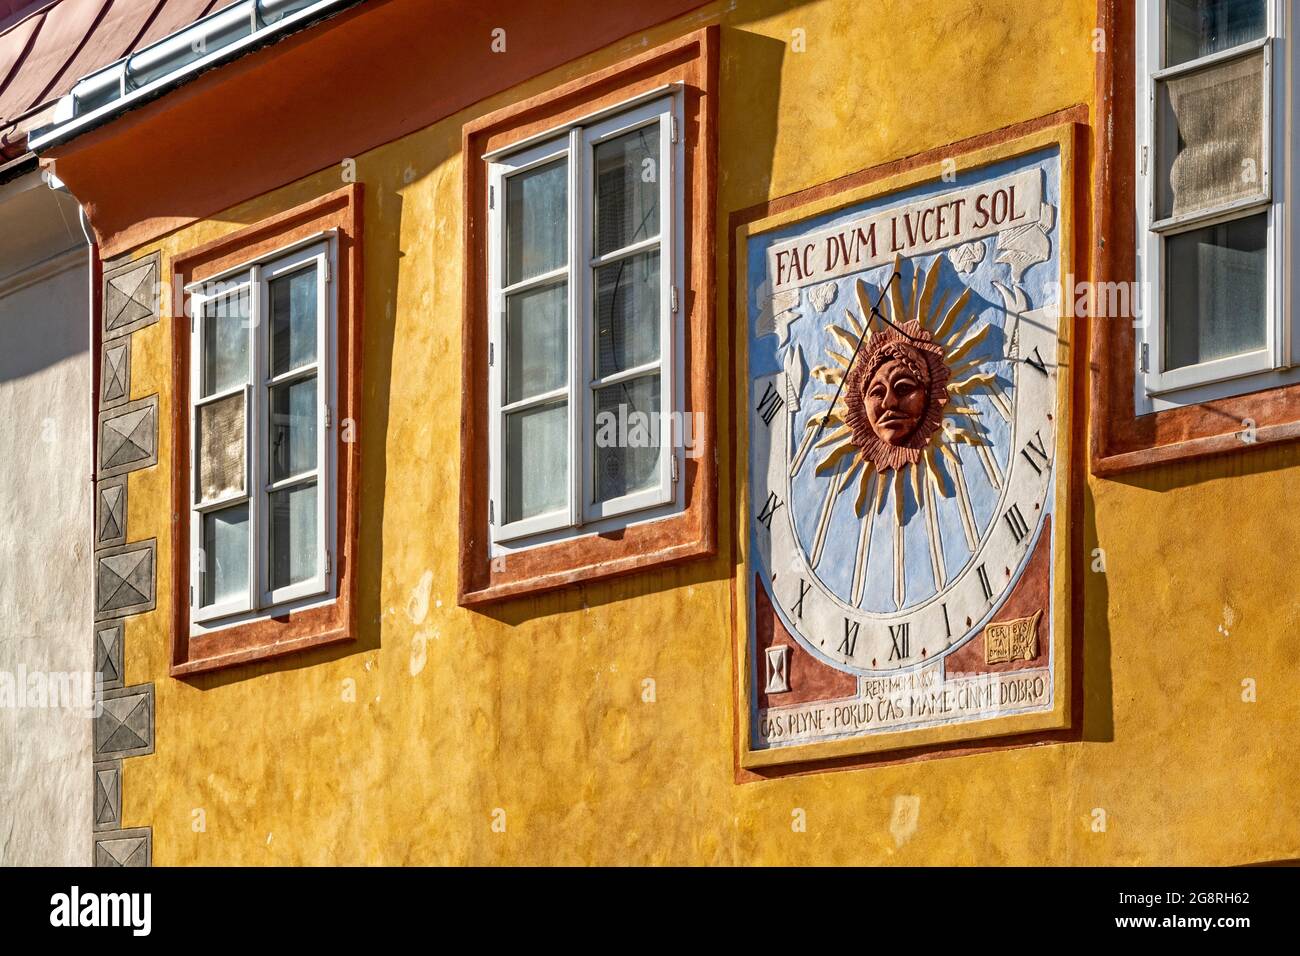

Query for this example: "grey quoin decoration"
[95,684,155,760]
[93,761,122,831]
[94,621,124,690]
[97,394,158,479]
[91,252,161,866]
[101,335,131,408]
[94,538,156,621]
[96,476,127,549]
[93,828,151,868]
[102,251,160,340]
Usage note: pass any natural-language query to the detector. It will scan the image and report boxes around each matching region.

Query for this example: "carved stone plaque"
[737,127,1075,765]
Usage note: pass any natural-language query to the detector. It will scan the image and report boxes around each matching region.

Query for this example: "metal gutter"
[27,0,367,153]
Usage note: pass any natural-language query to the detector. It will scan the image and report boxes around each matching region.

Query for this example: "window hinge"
[324,550,331,575]
[323,259,331,283]
[1140,342,1150,373]
[325,405,332,428]
[671,454,679,483]
[489,499,495,526]
[671,286,679,314]
[1141,145,1148,176]
[489,342,495,367]
[489,185,495,210]
[189,585,194,606]
[670,115,679,144]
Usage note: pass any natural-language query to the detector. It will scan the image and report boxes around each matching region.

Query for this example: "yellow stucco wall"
[115,0,1300,864]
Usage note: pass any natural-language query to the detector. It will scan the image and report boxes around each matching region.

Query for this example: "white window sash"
[1136,0,1289,404]
[188,238,335,632]
[488,135,574,543]
[190,281,254,624]
[487,94,683,549]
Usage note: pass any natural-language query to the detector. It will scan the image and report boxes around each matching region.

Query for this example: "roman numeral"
[888,622,910,661]
[756,382,785,427]
[977,563,992,601]
[1025,346,1048,377]
[792,578,812,619]
[756,492,784,530]
[837,618,860,658]
[1003,503,1031,544]
[1020,429,1050,475]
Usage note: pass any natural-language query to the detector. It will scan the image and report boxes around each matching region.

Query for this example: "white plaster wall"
[0,175,91,865]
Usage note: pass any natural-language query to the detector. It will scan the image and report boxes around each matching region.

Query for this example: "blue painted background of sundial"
[747,147,1061,614]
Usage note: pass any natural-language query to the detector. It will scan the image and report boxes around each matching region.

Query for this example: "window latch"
[1140,342,1149,374]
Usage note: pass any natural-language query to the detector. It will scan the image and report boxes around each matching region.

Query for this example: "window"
[170,184,361,675]
[487,95,682,548]
[459,28,717,605]
[1136,0,1293,408]
[188,239,335,628]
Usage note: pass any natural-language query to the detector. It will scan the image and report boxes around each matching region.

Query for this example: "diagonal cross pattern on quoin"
[100,404,155,471]
[98,484,125,544]
[103,341,130,403]
[97,547,153,615]
[95,624,122,687]
[94,834,148,867]
[94,765,120,828]
[95,693,151,756]
[104,259,156,335]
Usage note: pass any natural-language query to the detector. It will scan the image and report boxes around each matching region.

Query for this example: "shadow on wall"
[0,182,88,384]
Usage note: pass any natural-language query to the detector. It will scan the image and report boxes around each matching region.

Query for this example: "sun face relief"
[743,144,1071,758]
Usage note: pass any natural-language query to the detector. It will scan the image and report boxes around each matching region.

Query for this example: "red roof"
[0,0,236,159]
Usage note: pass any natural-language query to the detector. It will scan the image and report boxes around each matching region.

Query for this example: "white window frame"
[186,233,338,633]
[485,92,685,554]
[1135,0,1298,412]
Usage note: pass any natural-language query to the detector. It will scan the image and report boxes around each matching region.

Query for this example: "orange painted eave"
[42,0,710,257]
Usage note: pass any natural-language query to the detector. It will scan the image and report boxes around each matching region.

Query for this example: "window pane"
[196,390,246,504]
[594,123,661,256]
[595,249,660,377]
[1166,0,1266,68]
[202,288,250,396]
[504,401,567,523]
[593,374,661,503]
[201,503,248,607]
[505,281,567,404]
[269,480,318,589]
[270,265,318,376]
[1156,49,1265,221]
[505,158,567,285]
[1164,212,1267,370]
[270,375,318,482]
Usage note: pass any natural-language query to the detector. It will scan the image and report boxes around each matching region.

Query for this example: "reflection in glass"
[506,158,567,285]
[269,481,318,589]
[270,265,318,376]
[202,503,249,607]
[505,281,567,404]
[504,401,567,523]
[594,124,660,257]
[1164,212,1267,370]
[593,375,660,503]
